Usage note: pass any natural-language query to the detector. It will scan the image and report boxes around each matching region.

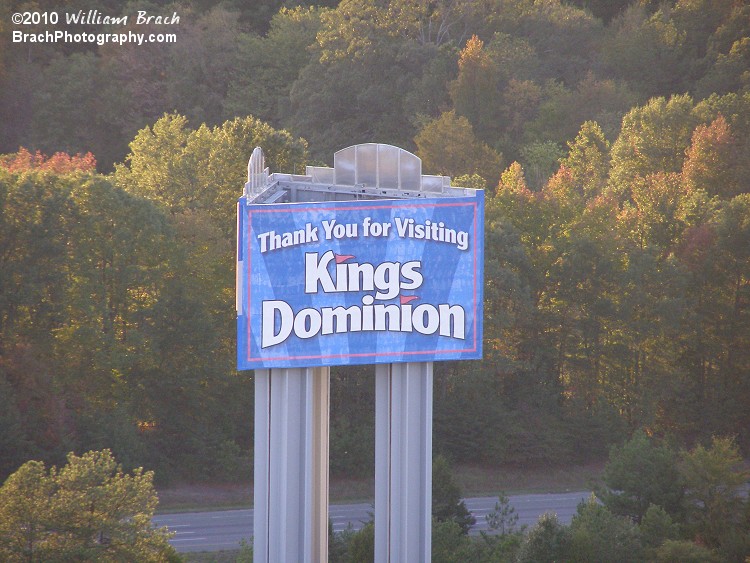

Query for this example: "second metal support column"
[375,362,433,563]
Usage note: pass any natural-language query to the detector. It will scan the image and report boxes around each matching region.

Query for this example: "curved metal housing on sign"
[332,143,422,191]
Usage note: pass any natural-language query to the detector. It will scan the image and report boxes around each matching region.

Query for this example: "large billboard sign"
[237,194,484,369]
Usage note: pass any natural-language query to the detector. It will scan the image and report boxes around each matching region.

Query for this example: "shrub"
[516,512,571,563]
[568,495,644,563]
[598,430,683,521]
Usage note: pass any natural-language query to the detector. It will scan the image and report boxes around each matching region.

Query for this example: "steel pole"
[375,362,433,562]
[253,367,330,563]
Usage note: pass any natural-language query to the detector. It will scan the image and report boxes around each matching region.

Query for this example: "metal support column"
[375,362,433,563]
[254,367,330,563]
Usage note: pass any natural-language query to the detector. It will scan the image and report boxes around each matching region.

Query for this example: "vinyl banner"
[237,194,484,369]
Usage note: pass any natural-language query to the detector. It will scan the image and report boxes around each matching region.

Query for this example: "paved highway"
[153,491,590,553]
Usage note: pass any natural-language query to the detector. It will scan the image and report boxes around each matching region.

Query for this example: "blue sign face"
[237,194,484,369]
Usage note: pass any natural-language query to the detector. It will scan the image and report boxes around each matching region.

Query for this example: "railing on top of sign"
[247,144,455,196]
[245,146,271,197]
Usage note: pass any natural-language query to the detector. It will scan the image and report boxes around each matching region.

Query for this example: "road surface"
[153,491,590,553]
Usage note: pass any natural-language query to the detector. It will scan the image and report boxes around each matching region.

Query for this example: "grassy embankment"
[157,462,603,513]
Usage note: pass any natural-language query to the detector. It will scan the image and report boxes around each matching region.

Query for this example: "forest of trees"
[2,0,749,507]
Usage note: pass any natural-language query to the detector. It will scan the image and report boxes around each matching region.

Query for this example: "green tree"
[654,539,720,563]
[696,36,750,98]
[93,26,172,170]
[0,161,248,483]
[0,450,176,562]
[114,114,305,479]
[287,0,445,160]
[347,521,374,563]
[165,6,243,128]
[668,194,750,445]
[485,492,520,537]
[453,173,487,190]
[628,171,687,249]
[519,140,564,191]
[679,436,750,556]
[431,518,472,563]
[639,503,680,551]
[500,78,543,147]
[225,6,323,125]
[29,53,105,162]
[483,0,603,86]
[557,120,611,202]
[568,495,644,563]
[432,455,475,534]
[600,4,689,98]
[525,74,637,149]
[0,375,34,478]
[678,0,749,98]
[598,430,684,522]
[449,35,503,142]
[197,115,308,224]
[0,460,53,561]
[516,512,570,563]
[115,113,307,234]
[114,113,198,211]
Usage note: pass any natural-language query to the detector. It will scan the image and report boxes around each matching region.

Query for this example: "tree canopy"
[1,0,749,528]
[0,449,176,562]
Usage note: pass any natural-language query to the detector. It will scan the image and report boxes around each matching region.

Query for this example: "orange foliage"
[544,165,576,199]
[457,35,486,71]
[682,114,741,199]
[0,147,97,174]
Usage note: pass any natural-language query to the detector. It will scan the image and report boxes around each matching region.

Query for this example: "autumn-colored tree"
[609,94,699,198]
[682,114,744,199]
[0,148,96,174]
[414,110,502,186]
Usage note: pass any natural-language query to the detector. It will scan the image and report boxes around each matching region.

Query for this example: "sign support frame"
[241,144,483,563]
